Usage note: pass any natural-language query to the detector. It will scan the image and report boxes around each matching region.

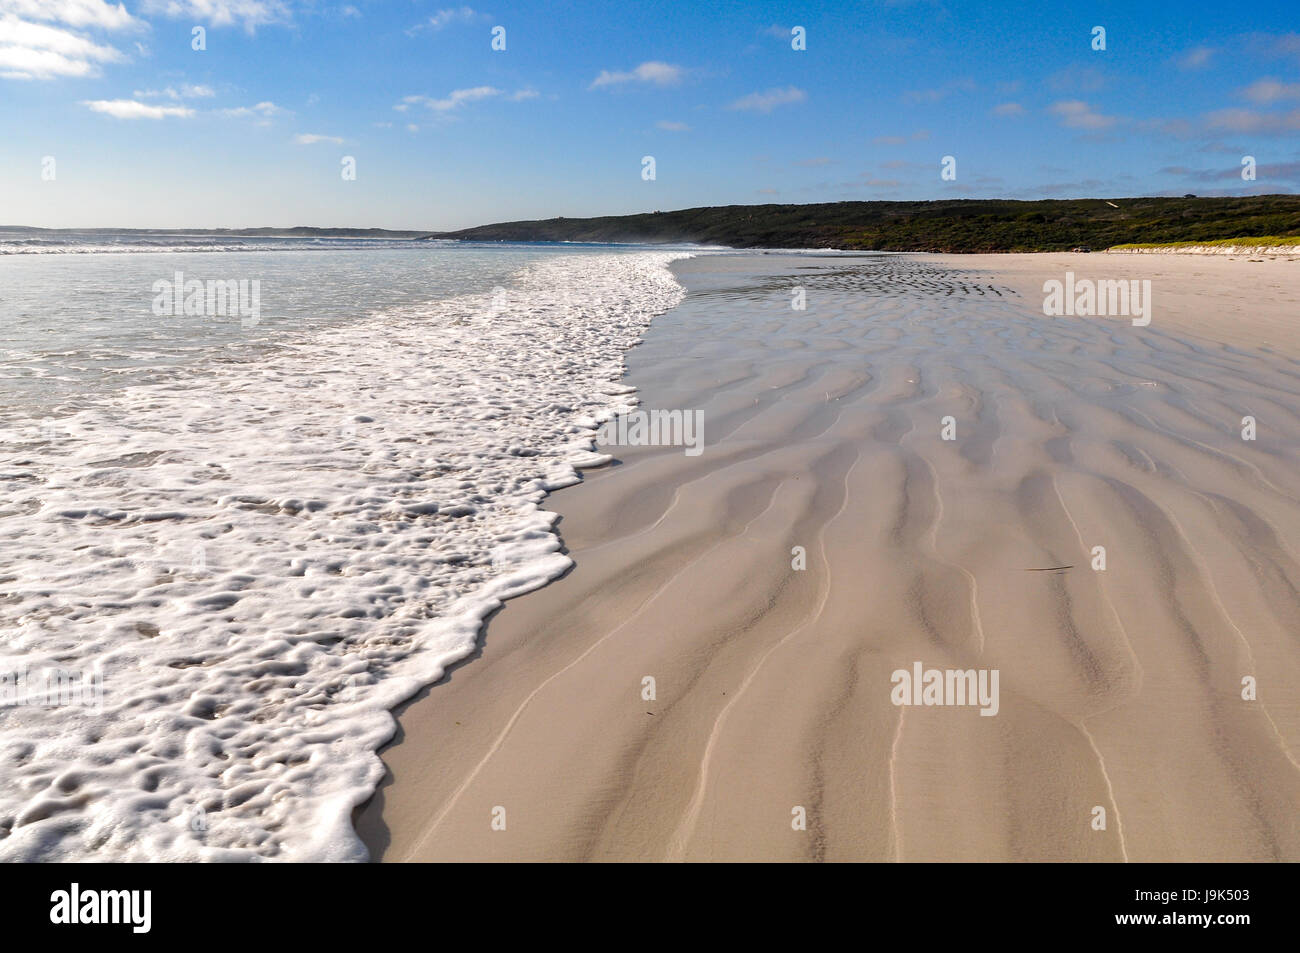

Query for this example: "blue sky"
[1,0,1298,229]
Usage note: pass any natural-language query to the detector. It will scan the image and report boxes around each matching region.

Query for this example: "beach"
[358,251,1300,862]
[0,243,694,862]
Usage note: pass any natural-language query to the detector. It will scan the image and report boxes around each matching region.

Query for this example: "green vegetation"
[423,195,1300,253]
[1110,235,1300,249]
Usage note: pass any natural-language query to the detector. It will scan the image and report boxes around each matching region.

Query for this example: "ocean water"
[0,236,691,860]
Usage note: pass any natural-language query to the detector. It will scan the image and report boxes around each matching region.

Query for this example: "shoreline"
[357,250,1300,862]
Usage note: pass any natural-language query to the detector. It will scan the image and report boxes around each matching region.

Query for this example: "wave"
[0,251,690,860]
[0,239,427,255]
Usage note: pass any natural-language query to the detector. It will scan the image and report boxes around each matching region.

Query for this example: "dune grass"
[1110,236,1300,249]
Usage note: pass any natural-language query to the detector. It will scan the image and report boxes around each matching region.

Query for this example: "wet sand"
[357,251,1300,862]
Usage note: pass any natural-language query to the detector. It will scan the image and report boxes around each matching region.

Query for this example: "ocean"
[0,234,693,860]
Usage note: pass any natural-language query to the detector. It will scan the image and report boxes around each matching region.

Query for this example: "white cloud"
[1177,46,1215,70]
[589,61,685,89]
[401,86,502,112]
[436,86,497,109]
[728,86,806,113]
[427,6,476,29]
[397,85,538,116]
[1242,78,1300,104]
[407,6,478,35]
[222,100,283,117]
[82,98,193,118]
[0,12,127,79]
[0,0,136,31]
[1049,99,1116,130]
[656,119,689,131]
[1205,107,1300,134]
[992,102,1025,117]
[295,132,344,144]
[136,83,216,99]
[138,0,290,31]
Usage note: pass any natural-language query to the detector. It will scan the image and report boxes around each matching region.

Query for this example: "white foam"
[0,251,689,860]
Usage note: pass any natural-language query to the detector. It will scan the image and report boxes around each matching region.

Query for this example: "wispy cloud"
[294,132,344,145]
[1248,31,1300,63]
[1176,46,1216,70]
[221,100,284,118]
[902,78,975,104]
[1047,65,1107,93]
[872,129,929,145]
[399,86,536,114]
[656,119,689,131]
[1205,107,1300,134]
[430,6,477,28]
[1241,77,1300,104]
[589,61,685,89]
[406,6,482,35]
[135,83,216,99]
[728,86,806,113]
[1160,160,1300,183]
[139,0,289,32]
[82,98,193,119]
[992,102,1025,117]
[1049,100,1116,130]
[401,86,499,112]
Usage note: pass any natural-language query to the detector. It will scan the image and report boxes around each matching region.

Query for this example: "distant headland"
[420,195,1300,253]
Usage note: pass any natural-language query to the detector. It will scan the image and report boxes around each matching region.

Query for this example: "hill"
[421,195,1300,253]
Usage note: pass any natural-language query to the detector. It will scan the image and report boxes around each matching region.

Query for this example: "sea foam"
[0,251,689,860]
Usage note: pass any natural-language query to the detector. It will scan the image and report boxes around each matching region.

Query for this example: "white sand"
[357,251,1300,862]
